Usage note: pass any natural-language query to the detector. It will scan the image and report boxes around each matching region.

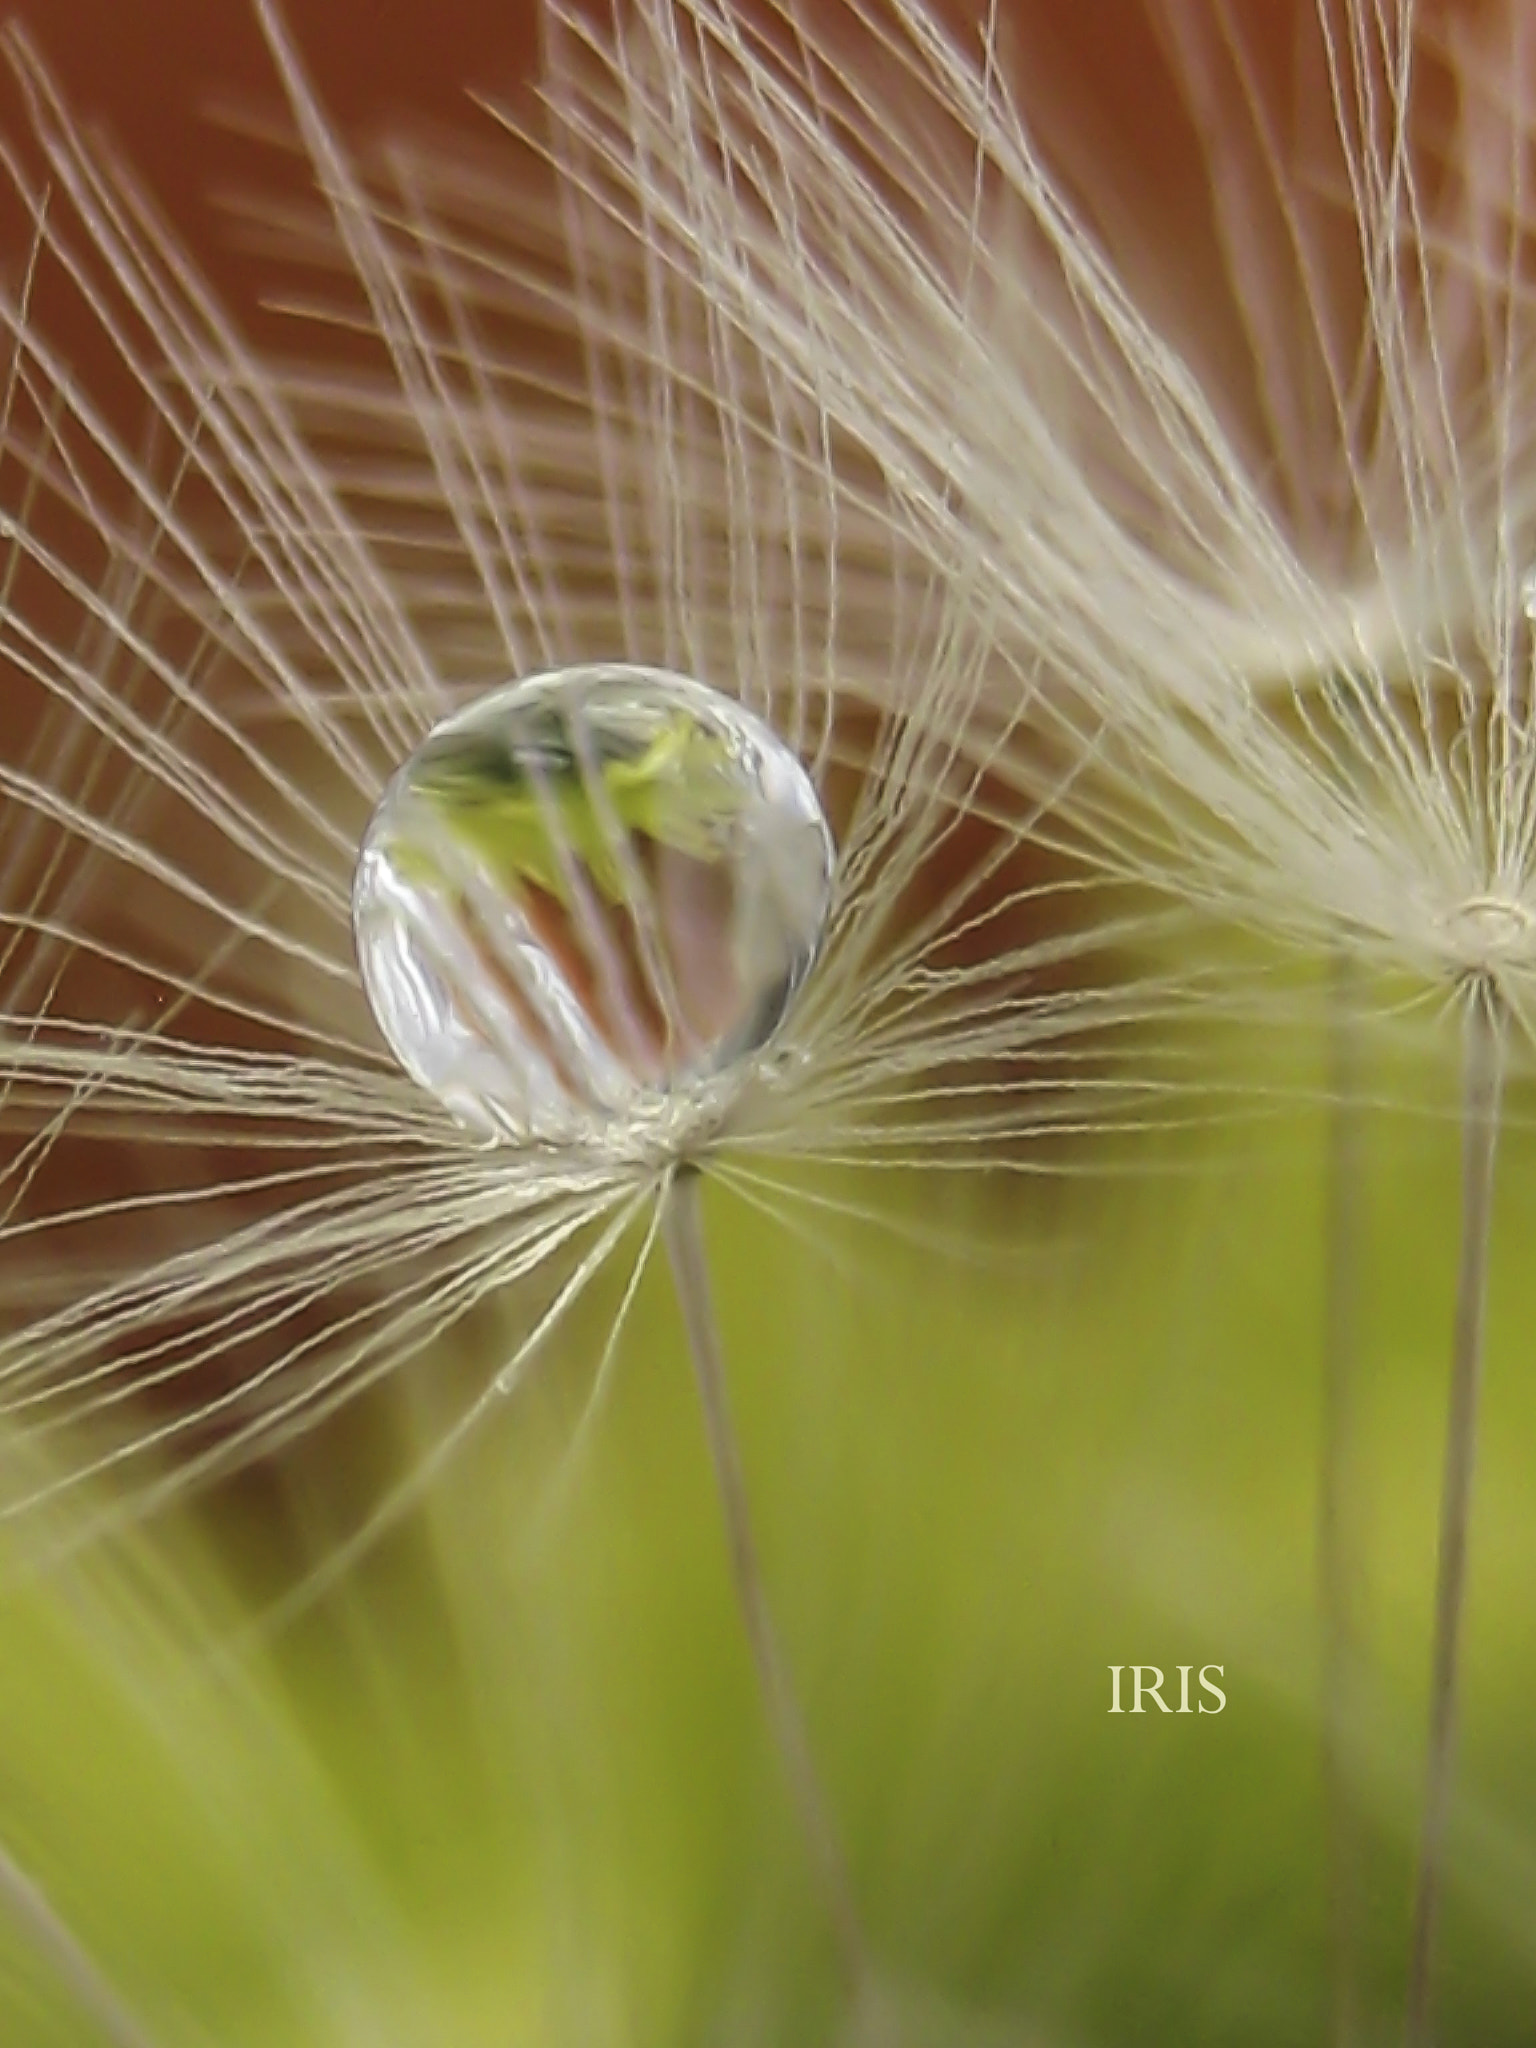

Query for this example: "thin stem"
[1321,949,1364,2048]
[0,1837,158,2048]
[661,1167,872,1997]
[1403,981,1507,2048]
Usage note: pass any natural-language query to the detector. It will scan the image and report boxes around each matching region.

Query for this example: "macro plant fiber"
[2,1,1536,2046]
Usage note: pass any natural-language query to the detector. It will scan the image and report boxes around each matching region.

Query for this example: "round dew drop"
[353,665,835,1144]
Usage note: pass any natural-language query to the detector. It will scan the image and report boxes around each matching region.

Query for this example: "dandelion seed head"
[0,0,1192,1537]
[353,661,834,1154]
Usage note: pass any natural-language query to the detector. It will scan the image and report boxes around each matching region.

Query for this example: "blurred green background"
[5,1004,1536,2046]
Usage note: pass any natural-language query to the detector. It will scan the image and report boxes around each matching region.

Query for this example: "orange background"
[0,0,547,308]
[1,0,1218,299]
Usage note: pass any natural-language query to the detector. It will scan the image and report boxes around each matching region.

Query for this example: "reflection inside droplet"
[353,665,835,1143]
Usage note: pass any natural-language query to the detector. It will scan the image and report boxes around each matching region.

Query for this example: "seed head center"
[1442,893,1534,970]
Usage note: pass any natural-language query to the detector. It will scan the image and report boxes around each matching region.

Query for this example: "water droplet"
[1521,564,1536,623]
[353,664,835,1144]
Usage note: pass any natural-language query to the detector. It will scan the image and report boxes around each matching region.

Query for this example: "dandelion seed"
[0,0,1185,1525]
[0,0,1189,2022]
